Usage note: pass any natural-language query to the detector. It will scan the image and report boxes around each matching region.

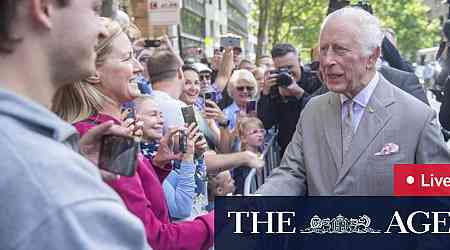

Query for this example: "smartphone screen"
[220,36,241,48]
[203,91,216,107]
[98,135,139,177]
[246,100,257,115]
[181,106,197,125]
[144,39,161,48]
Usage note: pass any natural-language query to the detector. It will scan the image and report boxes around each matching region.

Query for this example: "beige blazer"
[257,76,450,195]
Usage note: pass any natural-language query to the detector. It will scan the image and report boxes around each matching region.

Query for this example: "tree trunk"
[327,0,350,15]
[271,0,287,45]
[256,0,271,58]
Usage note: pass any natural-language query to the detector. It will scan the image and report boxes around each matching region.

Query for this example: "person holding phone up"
[53,19,214,250]
[222,69,259,151]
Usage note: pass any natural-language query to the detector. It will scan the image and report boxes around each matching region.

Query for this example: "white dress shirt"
[340,72,379,133]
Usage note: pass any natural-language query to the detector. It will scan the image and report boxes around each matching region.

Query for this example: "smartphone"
[181,106,197,125]
[246,100,257,114]
[220,36,241,48]
[178,130,188,154]
[98,135,139,177]
[203,91,216,107]
[144,39,161,48]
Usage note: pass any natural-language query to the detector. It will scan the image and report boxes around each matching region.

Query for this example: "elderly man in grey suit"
[257,7,450,196]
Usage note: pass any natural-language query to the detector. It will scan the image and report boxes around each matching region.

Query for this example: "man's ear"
[30,0,53,29]
[367,47,381,69]
[85,72,101,85]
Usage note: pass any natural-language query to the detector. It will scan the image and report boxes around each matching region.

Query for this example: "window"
[210,20,215,36]
[181,9,206,38]
[219,24,223,35]
[218,0,222,10]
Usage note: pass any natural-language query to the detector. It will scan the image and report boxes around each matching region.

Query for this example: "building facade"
[423,0,449,25]
[123,0,252,61]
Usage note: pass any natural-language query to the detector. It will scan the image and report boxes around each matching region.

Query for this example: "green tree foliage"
[370,0,441,60]
[252,0,442,61]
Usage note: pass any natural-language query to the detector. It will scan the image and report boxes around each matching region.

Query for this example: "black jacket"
[257,87,311,157]
[381,37,415,73]
[439,78,450,130]
[378,65,429,105]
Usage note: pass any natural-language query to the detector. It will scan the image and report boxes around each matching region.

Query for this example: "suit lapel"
[323,93,343,169]
[336,76,395,185]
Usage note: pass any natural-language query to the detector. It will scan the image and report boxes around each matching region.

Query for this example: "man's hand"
[79,121,131,181]
[278,82,305,98]
[262,71,278,96]
[160,35,184,67]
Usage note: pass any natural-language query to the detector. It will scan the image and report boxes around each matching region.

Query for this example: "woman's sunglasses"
[199,74,211,81]
[236,86,255,92]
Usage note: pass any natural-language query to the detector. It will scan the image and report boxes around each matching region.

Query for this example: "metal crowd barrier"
[243,128,281,195]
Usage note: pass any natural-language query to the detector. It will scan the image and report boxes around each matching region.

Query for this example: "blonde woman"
[52,18,213,250]
[223,69,259,131]
[221,69,259,154]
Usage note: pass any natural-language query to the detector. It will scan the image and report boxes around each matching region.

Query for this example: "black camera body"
[144,39,161,48]
[270,67,294,87]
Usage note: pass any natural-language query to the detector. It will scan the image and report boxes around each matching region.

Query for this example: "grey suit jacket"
[258,76,450,195]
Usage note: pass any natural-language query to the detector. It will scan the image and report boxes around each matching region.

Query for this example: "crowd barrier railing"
[243,128,281,195]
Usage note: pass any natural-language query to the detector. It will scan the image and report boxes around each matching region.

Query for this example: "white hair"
[227,69,258,99]
[321,7,383,57]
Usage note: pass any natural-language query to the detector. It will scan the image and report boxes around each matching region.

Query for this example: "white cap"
[192,63,212,73]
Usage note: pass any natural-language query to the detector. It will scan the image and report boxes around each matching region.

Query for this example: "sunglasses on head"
[236,86,255,92]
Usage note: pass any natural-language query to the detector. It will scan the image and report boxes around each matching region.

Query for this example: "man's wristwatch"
[218,119,230,128]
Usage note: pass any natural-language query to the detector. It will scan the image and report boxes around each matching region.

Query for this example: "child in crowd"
[134,95,201,220]
[206,170,236,211]
[233,117,266,194]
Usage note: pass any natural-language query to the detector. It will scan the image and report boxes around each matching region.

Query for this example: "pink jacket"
[75,113,214,250]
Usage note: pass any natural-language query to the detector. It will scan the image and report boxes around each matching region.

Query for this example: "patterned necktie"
[342,99,354,158]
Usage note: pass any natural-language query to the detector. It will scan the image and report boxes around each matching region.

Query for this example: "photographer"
[257,43,321,156]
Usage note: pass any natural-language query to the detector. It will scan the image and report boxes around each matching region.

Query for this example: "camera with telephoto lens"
[268,67,294,100]
[270,67,294,87]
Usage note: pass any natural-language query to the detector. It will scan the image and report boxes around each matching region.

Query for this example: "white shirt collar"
[340,71,379,108]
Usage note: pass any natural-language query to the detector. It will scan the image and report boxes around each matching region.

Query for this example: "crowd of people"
[1,1,450,250]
